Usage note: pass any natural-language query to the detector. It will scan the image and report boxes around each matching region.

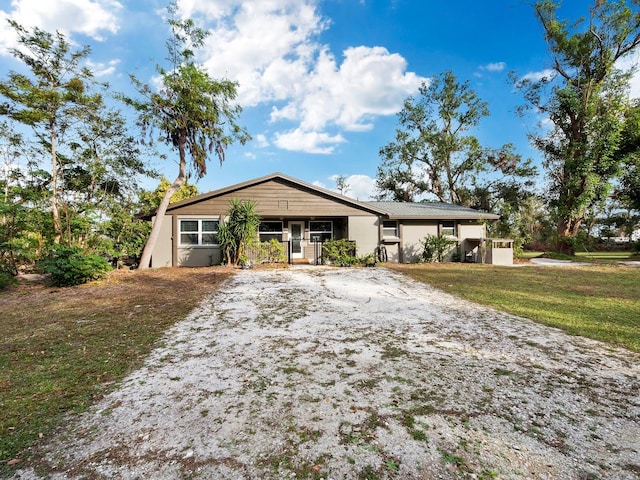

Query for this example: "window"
[440,221,456,237]
[382,220,398,238]
[259,221,283,242]
[309,221,333,242]
[179,219,219,246]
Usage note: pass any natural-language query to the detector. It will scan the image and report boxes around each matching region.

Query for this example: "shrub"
[322,238,357,266]
[40,247,112,287]
[420,234,457,262]
[0,271,17,290]
[257,239,286,263]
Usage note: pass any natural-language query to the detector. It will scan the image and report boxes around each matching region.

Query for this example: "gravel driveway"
[16,266,640,480]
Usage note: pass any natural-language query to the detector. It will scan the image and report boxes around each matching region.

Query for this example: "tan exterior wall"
[487,242,513,265]
[150,215,174,268]
[401,221,438,263]
[458,223,485,240]
[177,247,221,267]
[348,216,379,257]
[168,178,375,217]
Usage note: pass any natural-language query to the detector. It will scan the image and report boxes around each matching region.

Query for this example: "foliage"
[376,70,536,206]
[0,21,106,244]
[90,202,151,263]
[514,0,640,251]
[360,252,377,266]
[122,3,250,269]
[334,175,351,196]
[322,238,357,265]
[218,199,261,265]
[257,238,287,263]
[40,247,111,287]
[0,271,17,290]
[138,177,198,214]
[420,234,457,262]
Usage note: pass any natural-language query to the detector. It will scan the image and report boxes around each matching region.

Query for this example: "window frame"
[178,218,220,247]
[259,221,284,242]
[382,220,399,239]
[439,221,457,237]
[309,220,333,243]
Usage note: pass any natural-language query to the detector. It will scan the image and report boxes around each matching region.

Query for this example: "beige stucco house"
[148,173,513,267]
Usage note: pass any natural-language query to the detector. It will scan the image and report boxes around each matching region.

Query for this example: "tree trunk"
[50,124,62,244]
[138,140,187,270]
[556,217,582,255]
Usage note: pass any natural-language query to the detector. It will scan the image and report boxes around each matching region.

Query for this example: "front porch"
[462,238,514,266]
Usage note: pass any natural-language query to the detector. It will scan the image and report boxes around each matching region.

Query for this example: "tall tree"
[123,3,249,269]
[0,20,104,244]
[516,0,640,252]
[376,71,535,205]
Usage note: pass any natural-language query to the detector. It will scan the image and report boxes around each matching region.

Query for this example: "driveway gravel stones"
[15,266,640,479]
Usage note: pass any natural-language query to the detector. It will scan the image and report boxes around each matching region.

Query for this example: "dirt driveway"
[16,266,640,480]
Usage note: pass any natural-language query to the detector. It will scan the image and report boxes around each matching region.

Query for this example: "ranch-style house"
[147,172,513,267]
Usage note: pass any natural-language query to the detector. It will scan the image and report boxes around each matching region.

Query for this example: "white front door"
[289,221,304,259]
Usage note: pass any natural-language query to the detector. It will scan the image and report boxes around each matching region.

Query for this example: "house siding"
[168,178,376,217]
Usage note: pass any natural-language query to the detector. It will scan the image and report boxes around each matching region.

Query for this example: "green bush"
[40,247,112,287]
[420,234,457,262]
[322,238,357,265]
[0,271,17,290]
[257,239,287,263]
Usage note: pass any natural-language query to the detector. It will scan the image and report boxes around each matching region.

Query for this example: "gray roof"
[366,201,499,220]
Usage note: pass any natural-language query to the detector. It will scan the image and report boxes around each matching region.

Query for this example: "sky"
[1,0,638,200]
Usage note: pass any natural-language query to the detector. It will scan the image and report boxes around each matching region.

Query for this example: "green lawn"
[520,250,639,262]
[388,263,640,352]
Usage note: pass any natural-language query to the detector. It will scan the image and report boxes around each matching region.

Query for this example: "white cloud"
[315,173,377,200]
[616,51,640,99]
[274,128,345,154]
[481,62,506,72]
[86,59,120,77]
[520,68,556,83]
[0,0,122,53]
[254,134,269,148]
[182,0,425,153]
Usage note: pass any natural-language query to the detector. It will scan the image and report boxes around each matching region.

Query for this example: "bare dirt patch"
[14,266,640,480]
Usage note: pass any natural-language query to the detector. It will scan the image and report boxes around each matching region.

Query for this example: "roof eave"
[385,214,500,221]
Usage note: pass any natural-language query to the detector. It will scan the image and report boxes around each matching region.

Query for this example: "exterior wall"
[458,223,485,241]
[458,223,486,263]
[348,215,379,257]
[177,246,221,267]
[150,215,174,268]
[400,221,438,263]
[486,240,514,266]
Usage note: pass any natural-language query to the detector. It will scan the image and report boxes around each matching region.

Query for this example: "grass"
[521,250,639,262]
[387,263,640,352]
[0,267,231,476]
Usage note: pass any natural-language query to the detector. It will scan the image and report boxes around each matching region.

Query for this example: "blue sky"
[1,0,638,200]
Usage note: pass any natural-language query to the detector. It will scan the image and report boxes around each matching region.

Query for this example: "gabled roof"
[163,172,499,221]
[164,172,388,215]
[366,201,499,220]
